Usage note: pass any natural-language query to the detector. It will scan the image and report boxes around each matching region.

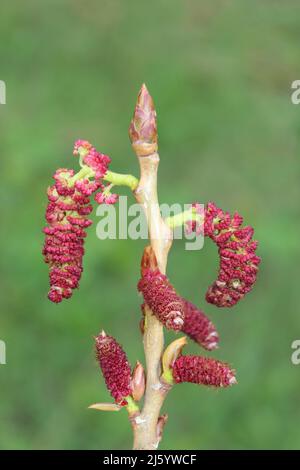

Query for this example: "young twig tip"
[129,85,158,153]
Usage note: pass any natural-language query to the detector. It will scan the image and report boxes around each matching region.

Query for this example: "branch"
[165,208,203,229]
[129,84,173,450]
[104,170,139,191]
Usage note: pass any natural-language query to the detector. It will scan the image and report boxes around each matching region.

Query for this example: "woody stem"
[131,151,173,450]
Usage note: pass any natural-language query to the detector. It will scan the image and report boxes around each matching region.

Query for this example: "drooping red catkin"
[43,169,96,303]
[137,247,185,331]
[203,202,261,307]
[185,202,260,307]
[95,332,132,405]
[43,141,116,303]
[182,300,219,350]
[172,355,236,387]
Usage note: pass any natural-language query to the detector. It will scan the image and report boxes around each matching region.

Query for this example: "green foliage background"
[0,0,300,450]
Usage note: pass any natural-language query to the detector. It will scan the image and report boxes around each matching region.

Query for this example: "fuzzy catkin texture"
[204,202,261,307]
[182,300,219,350]
[73,140,111,179]
[95,333,132,405]
[43,141,117,303]
[43,169,97,303]
[172,355,236,387]
[138,269,185,331]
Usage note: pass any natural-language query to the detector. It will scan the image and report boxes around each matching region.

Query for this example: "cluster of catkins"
[42,140,118,303]
[43,141,260,403]
[94,204,260,404]
[94,329,235,407]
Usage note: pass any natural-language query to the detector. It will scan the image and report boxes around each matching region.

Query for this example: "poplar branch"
[129,84,173,450]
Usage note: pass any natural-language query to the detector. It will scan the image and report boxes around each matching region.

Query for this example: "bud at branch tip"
[129,84,158,156]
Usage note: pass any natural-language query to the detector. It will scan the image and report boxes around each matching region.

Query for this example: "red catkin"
[43,169,96,303]
[43,140,116,303]
[172,355,236,388]
[204,202,261,307]
[182,300,219,350]
[186,202,260,307]
[137,247,185,331]
[95,332,132,405]
[184,202,261,307]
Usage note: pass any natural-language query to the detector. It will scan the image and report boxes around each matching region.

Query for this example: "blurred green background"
[0,0,300,450]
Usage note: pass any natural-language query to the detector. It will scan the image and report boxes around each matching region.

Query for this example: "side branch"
[104,170,139,191]
[165,208,203,229]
